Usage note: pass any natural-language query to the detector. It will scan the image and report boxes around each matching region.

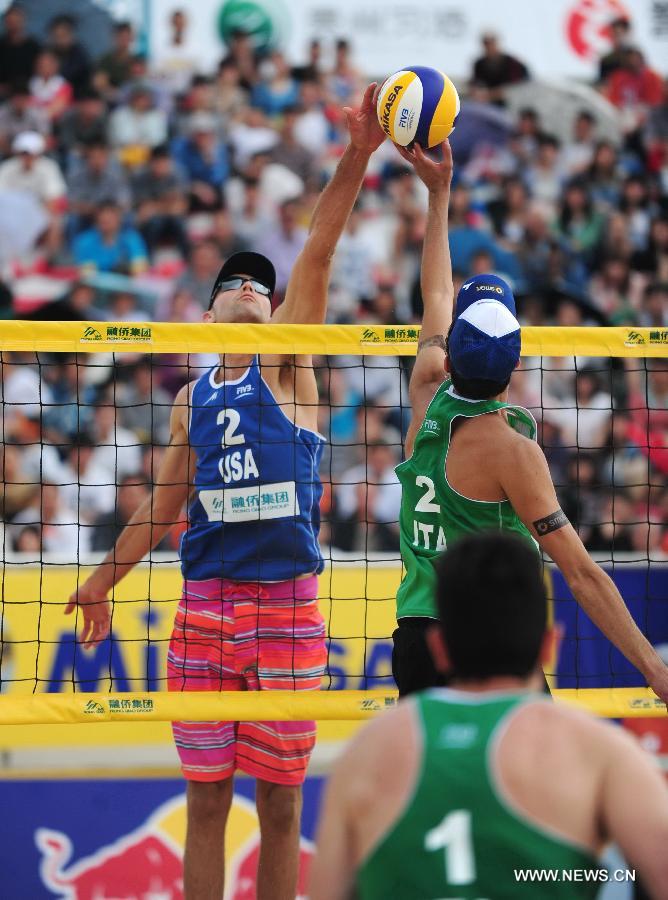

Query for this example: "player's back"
[356,690,603,900]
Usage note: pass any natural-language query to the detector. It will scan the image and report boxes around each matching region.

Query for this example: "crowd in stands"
[0,5,666,559]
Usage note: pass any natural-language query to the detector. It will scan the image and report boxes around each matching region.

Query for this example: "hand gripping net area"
[0,322,666,724]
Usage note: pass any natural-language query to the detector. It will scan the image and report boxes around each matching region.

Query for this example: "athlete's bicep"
[310,760,357,900]
[600,727,668,892]
[498,437,594,571]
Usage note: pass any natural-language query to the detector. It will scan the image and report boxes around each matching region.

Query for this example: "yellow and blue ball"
[376,66,460,148]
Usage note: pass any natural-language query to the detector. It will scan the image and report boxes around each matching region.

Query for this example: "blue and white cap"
[449,274,521,382]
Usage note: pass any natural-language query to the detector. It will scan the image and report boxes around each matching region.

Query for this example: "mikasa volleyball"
[376,66,460,148]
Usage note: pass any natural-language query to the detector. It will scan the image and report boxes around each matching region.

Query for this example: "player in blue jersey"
[67,84,386,899]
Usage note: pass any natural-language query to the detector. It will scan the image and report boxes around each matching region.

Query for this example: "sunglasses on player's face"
[217,277,272,297]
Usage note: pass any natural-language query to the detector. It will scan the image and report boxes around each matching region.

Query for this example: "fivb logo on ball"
[376,66,460,148]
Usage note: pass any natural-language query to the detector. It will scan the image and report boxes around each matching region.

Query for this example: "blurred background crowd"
[0,3,666,559]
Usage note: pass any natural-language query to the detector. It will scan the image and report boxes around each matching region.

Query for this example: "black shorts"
[392,617,449,697]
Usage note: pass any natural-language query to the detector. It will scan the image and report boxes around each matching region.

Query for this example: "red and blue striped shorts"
[167,575,326,785]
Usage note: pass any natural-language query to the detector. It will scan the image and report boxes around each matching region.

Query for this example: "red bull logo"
[36,793,314,899]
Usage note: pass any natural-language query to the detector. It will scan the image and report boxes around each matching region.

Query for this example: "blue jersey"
[181,358,325,582]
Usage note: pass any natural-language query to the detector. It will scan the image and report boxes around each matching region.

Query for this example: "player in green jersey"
[390,141,668,703]
[310,533,668,900]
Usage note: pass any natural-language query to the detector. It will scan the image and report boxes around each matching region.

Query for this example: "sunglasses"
[215,277,272,297]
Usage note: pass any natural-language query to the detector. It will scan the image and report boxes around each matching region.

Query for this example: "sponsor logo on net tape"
[80,325,153,344]
[361,326,420,346]
[624,329,668,348]
[83,698,156,716]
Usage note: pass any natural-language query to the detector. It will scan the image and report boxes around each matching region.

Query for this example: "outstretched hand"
[343,83,386,154]
[65,580,111,650]
[396,140,453,193]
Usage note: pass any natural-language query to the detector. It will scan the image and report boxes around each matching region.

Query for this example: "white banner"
[147,0,666,81]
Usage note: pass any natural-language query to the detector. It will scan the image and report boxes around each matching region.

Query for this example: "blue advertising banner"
[551,562,668,689]
[0,776,324,899]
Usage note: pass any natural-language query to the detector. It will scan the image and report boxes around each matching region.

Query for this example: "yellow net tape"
[1,323,665,726]
[0,321,666,357]
[0,688,663,725]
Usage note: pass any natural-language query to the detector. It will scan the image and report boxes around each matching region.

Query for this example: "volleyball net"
[0,322,666,724]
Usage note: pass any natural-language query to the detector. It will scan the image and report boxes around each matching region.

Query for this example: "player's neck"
[449,673,540,694]
[215,353,255,381]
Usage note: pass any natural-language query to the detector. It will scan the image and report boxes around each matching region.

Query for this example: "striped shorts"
[167,575,326,785]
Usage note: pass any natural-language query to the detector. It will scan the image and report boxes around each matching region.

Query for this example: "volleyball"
[376,66,460,148]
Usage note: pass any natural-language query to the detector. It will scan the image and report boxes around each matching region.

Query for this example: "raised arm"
[272,83,385,325]
[395,142,454,456]
[65,385,195,648]
[497,434,668,703]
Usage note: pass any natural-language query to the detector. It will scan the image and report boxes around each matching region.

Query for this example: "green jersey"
[356,691,600,900]
[395,381,537,618]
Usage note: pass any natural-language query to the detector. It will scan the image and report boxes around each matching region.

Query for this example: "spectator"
[0,131,66,255]
[64,281,108,321]
[619,175,653,251]
[558,453,603,548]
[291,38,322,83]
[171,112,230,210]
[0,79,48,154]
[525,133,564,215]
[598,16,632,84]
[213,58,248,124]
[293,79,330,157]
[330,205,376,321]
[251,50,299,117]
[131,144,189,259]
[553,179,605,268]
[0,4,41,96]
[108,83,168,168]
[29,48,73,123]
[226,105,278,170]
[57,88,107,157]
[271,105,318,185]
[589,255,643,322]
[585,140,622,210]
[561,110,598,177]
[325,38,361,104]
[638,281,668,327]
[174,238,222,310]
[108,291,146,322]
[225,174,274,246]
[174,74,216,137]
[151,8,199,95]
[11,482,86,557]
[60,432,116,524]
[116,357,172,445]
[631,214,668,278]
[89,400,143,481]
[0,444,38,523]
[47,13,91,98]
[96,21,135,91]
[209,207,248,259]
[333,440,402,552]
[6,408,65,486]
[73,200,148,274]
[67,140,131,232]
[487,175,530,249]
[470,30,529,103]
[219,28,258,92]
[644,77,668,160]
[256,197,308,294]
[91,472,172,553]
[587,492,636,552]
[605,47,663,133]
[548,369,614,452]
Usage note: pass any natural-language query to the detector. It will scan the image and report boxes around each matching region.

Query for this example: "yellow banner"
[0,322,665,357]
[0,564,399,698]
